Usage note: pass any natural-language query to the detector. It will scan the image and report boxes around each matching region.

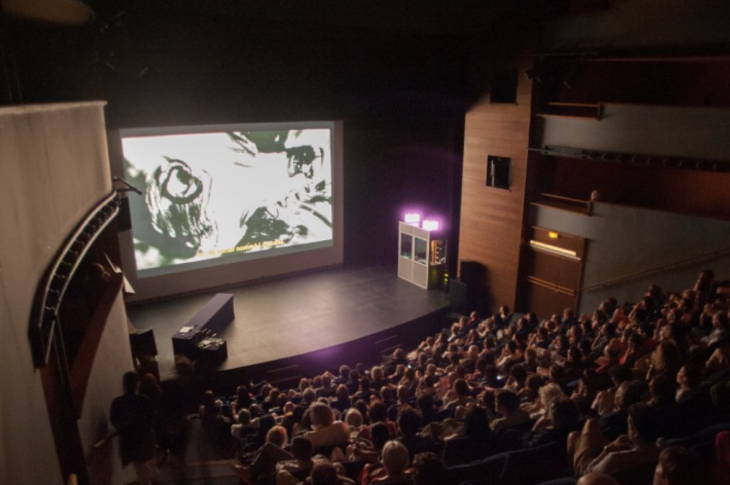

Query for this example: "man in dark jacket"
[110,371,158,485]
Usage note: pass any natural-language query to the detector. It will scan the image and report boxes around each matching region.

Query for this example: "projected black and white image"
[121,125,334,277]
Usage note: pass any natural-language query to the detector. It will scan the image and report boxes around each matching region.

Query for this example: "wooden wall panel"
[457,63,533,313]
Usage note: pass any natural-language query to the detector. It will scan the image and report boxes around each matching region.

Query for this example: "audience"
[120,268,730,485]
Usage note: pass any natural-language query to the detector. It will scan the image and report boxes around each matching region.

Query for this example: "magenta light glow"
[422,220,439,231]
[404,213,421,225]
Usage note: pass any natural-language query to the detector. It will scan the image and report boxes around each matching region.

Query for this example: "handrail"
[578,245,730,293]
[527,275,576,297]
[532,193,592,215]
[538,193,590,205]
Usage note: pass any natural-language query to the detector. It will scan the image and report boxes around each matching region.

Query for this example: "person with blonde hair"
[375,441,411,485]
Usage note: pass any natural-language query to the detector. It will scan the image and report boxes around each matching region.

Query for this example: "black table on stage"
[171,293,234,366]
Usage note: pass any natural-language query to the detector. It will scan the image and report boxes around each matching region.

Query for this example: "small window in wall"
[486,155,511,190]
[490,69,518,104]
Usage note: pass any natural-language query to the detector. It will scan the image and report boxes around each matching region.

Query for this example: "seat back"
[447,452,507,485]
[498,442,566,485]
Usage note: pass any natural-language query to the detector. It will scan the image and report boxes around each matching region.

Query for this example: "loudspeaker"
[130,328,158,357]
[449,279,469,315]
[460,260,486,312]
[117,197,132,232]
[487,156,510,189]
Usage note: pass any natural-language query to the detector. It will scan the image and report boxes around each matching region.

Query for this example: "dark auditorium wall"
[2,3,544,276]
[47,7,474,269]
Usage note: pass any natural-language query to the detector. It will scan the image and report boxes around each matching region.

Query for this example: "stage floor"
[126,265,451,380]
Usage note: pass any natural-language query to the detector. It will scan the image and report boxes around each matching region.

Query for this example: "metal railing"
[578,245,730,293]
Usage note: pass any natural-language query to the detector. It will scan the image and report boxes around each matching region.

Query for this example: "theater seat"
[608,461,655,485]
[447,451,507,485]
[498,442,567,485]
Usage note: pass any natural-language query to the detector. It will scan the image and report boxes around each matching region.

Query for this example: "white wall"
[533,202,730,314]
[0,102,121,485]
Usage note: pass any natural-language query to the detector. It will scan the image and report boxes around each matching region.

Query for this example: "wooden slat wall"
[458,65,532,313]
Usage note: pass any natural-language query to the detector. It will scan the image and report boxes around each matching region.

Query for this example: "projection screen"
[115,121,343,300]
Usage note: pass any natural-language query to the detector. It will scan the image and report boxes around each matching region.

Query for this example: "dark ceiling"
[1,0,555,122]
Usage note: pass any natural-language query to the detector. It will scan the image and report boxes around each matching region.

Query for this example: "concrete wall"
[0,102,125,485]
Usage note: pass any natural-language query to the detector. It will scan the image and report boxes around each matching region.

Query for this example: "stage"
[126,265,453,385]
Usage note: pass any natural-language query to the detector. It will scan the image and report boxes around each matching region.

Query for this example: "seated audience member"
[233,425,292,484]
[576,472,620,485]
[374,441,411,485]
[347,421,390,465]
[344,408,365,441]
[653,445,706,485]
[232,409,258,440]
[275,436,315,485]
[491,389,530,432]
[232,384,255,415]
[387,385,413,422]
[591,365,634,417]
[347,370,361,395]
[370,366,390,391]
[647,374,683,438]
[522,347,539,374]
[523,399,580,451]
[504,363,528,393]
[304,403,349,452]
[283,460,351,485]
[583,403,661,477]
[410,452,448,485]
[384,349,408,376]
[706,337,730,375]
[495,305,513,330]
[675,362,704,402]
[442,405,495,465]
[334,365,351,387]
[647,341,683,380]
[317,374,338,399]
[497,340,524,370]
[396,408,436,462]
[379,386,397,410]
[528,382,567,424]
[442,378,475,415]
[519,374,544,406]
[598,380,645,442]
[330,385,352,415]
[416,394,440,428]
[620,333,645,368]
[354,377,375,404]
[568,380,644,474]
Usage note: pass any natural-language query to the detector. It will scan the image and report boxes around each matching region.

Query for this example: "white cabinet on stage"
[398,221,447,289]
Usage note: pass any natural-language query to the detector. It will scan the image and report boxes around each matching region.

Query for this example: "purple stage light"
[422,220,439,231]
[404,213,421,226]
